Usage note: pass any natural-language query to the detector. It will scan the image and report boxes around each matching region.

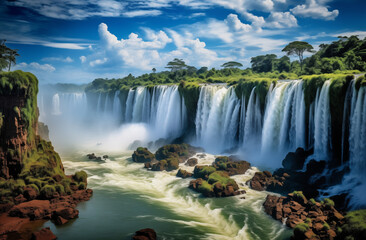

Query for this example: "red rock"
[31,227,57,240]
[8,200,51,220]
[54,216,69,225]
[313,222,323,232]
[308,211,319,218]
[304,230,316,239]
[314,215,327,223]
[283,207,292,216]
[327,229,337,239]
[23,187,38,200]
[52,207,78,220]
[14,194,27,204]
[332,211,344,221]
[290,201,302,211]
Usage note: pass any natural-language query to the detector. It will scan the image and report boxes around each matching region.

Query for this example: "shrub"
[40,185,56,199]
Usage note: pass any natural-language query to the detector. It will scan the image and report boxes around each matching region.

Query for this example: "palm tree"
[7,49,19,71]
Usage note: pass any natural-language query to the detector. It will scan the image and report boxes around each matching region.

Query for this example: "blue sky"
[1,0,365,84]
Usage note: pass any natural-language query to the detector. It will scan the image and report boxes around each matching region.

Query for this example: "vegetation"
[340,210,366,240]
[0,40,19,71]
[282,41,315,71]
[221,61,243,68]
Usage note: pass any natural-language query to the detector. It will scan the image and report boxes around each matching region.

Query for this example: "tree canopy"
[221,61,243,68]
[165,58,187,72]
[282,41,314,71]
[0,40,19,71]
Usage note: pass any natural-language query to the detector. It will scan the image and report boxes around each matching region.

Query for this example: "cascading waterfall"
[261,81,305,155]
[51,93,61,115]
[112,90,122,122]
[241,87,263,148]
[313,80,331,160]
[195,85,240,153]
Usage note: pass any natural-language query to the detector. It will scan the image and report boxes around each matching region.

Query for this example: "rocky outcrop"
[212,156,251,176]
[263,192,345,240]
[185,158,198,166]
[176,169,192,178]
[132,228,157,240]
[37,122,50,142]
[134,143,199,172]
[0,71,93,239]
[132,147,155,163]
[31,227,57,240]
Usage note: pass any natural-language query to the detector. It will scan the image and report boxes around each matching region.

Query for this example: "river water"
[42,150,292,240]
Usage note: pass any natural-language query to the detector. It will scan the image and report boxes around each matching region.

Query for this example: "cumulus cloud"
[16,62,56,72]
[80,56,87,63]
[90,58,108,67]
[225,14,252,32]
[291,0,339,20]
[266,12,298,28]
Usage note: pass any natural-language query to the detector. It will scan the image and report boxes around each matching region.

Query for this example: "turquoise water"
[43,151,292,240]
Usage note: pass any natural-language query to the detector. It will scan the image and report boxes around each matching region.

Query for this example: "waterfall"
[242,87,263,148]
[125,89,135,122]
[261,80,305,155]
[52,93,61,115]
[195,85,240,153]
[112,91,122,122]
[313,80,331,160]
[153,86,187,139]
[349,86,366,174]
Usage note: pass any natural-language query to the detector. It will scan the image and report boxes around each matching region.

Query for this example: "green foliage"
[323,222,330,230]
[221,61,243,68]
[309,198,317,205]
[197,180,213,196]
[178,81,200,128]
[355,75,366,91]
[207,171,236,187]
[282,41,315,71]
[0,40,20,71]
[40,184,56,199]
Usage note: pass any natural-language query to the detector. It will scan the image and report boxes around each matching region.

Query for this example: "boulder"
[8,200,51,220]
[185,158,198,166]
[132,228,157,240]
[176,169,192,178]
[132,147,155,163]
[31,227,57,240]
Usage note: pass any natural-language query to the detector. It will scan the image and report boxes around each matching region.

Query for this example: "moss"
[155,143,190,160]
[294,222,310,234]
[309,198,317,205]
[207,171,236,188]
[193,166,216,179]
[78,182,86,190]
[292,191,307,202]
[26,184,39,193]
[55,184,65,195]
[323,222,330,230]
[73,171,87,183]
[355,75,366,91]
[197,180,214,196]
[323,198,335,208]
[40,184,56,199]
[341,210,366,240]
[178,81,200,130]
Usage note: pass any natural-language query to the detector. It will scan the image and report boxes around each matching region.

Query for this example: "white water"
[195,86,240,153]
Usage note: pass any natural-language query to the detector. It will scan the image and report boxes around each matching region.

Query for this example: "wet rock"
[132,228,157,240]
[8,200,51,220]
[31,227,57,240]
[185,158,198,166]
[132,147,155,163]
[176,169,192,178]
[282,148,312,171]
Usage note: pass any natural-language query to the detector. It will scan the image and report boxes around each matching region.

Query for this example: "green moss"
[55,184,65,195]
[323,222,330,230]
[309,198,317,205]
[341,210,366,240]
[73,171,87,183]
[40,184,56,199]
[207,171,236,187]
[193,166,216,179]
[294,222,310,234]
[178,81,200,129]
[323,198,335,208]
[78,182,86,190]
[197,180,214,196]
[355,75,366,91]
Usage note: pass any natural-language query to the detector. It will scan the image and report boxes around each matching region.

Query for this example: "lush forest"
[86,36,366,92]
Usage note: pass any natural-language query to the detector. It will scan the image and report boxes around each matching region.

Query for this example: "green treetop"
[282,41,315,71]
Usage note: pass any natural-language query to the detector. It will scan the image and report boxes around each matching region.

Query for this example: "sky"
[1,0,366,84]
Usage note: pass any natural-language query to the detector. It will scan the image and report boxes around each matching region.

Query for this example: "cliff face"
[0,71,38,179]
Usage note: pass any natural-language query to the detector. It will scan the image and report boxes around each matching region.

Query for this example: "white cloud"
[16,62,56,72]
[80,56,87,63]
[266,12,298,28]
[291,0,339,20]
[225,14,252,32]
[42,56,73,63]
[332,31,366,39]
[90,58,108,67]
[122,9,162,18]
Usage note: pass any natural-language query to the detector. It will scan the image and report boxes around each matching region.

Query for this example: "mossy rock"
[73,171,87,183]
[40,184,56,199]
[155,143,190,161]
[193,166,216,180]
[132,147,155,163]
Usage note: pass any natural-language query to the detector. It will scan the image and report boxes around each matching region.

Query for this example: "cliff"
[0,71,92,239]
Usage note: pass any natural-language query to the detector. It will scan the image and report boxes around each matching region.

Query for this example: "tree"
[221,61,243,68]
[165,58,187,72]
[251,54,277,72]
[7,49,19,71]
[152,68,156,73]
[282,41,315,71]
